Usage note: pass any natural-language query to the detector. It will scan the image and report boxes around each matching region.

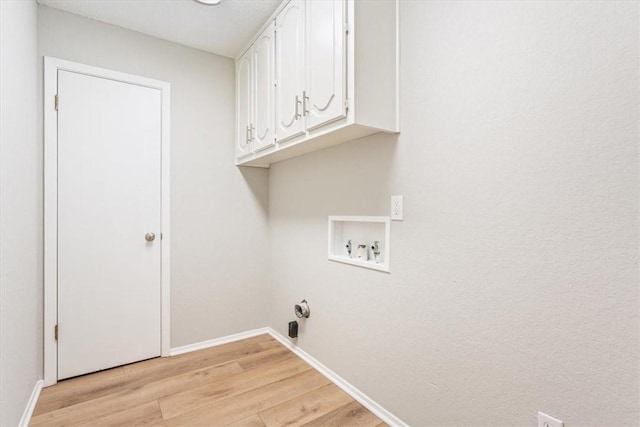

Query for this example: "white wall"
[0,0,42,425]
[268,1,639,425]
[38,6,271,348]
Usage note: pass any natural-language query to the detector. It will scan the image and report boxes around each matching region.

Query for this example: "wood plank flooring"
[31,334,386,426]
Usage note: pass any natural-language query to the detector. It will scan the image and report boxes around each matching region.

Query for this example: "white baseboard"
[19,379,43,427]
[169,327,270,356]
[265,327,409,427]
[170,327,407,427]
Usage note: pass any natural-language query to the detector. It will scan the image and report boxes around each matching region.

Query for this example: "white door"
[252,22,276,152]
[57,70,162,380]
[236,50,253,159]
[275,0,306,143]
[306,0,346,130]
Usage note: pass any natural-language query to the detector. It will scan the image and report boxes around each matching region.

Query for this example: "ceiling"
[37,0,283,58]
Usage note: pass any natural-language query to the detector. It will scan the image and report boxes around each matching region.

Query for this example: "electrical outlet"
[391,195,403,220]
[538,412,563,427]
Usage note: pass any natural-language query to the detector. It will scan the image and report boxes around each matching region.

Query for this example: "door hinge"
[54,324,59,341]
[345,98,349,112]
[161,233,163,240]
[54,94,59,111]
[344,23,349,35]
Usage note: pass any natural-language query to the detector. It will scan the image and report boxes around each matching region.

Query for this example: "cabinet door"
[252,22,275,152]
[236,50,253,159]
[275,0,306,143]
[305,0,346,130]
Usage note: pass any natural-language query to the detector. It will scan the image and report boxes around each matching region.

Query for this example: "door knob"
[145,232,156,242]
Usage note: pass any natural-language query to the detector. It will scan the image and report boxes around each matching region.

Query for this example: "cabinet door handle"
[295,95,302,120]
[303,91,309,116]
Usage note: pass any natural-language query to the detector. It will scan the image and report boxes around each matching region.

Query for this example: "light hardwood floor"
[31,334,386,426]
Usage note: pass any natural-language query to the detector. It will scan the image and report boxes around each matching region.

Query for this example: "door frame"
[43,57,171,386]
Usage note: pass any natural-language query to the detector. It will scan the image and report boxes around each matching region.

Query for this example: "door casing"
[43,57,171,386]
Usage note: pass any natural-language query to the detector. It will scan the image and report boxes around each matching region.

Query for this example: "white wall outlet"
[391,195,403,220]
[538,412,564,427]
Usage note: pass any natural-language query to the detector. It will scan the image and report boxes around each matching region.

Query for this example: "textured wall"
[0,0,42,425]
[268,1,639,425]
[38,6,271,348]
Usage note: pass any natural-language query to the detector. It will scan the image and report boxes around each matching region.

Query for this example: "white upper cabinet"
[305,0,346,131]
[252,22,275,152]
[236,49,252,159]
[275,0,345,140]
[275,0,305,143]
[236,0,399,167]
[236,23,276,158]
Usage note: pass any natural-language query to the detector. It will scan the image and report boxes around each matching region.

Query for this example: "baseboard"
[265,328,409,427]
[170,327,407,426]
[169,327,270,356]
[19,379,43,427]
